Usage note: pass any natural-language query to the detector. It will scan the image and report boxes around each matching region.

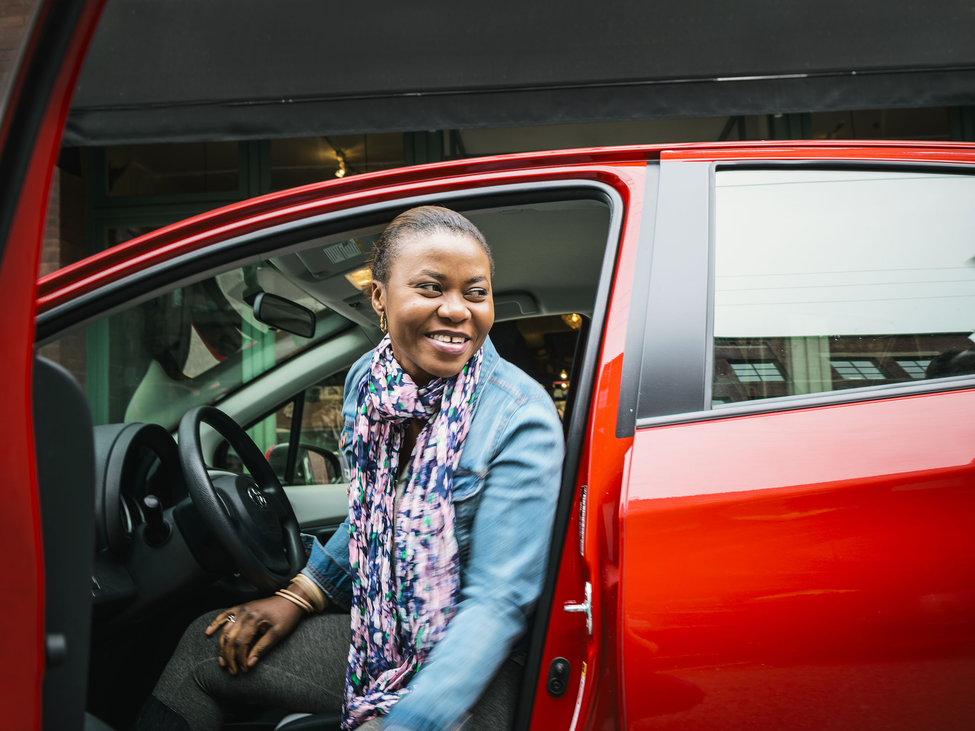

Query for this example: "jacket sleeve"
[300,522,353,611]
[384,394,565,731]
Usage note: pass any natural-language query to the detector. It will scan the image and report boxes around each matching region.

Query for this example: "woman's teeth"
[429,334,467,344]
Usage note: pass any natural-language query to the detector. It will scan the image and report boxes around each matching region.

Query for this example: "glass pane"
[276,371,349,485]
[270,133,404,190]
[712,169,975,406]
[106,142,239,197]
[46,261,345,430]
[296,371,348,454]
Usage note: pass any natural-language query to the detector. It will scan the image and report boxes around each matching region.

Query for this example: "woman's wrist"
[287,573,328,612]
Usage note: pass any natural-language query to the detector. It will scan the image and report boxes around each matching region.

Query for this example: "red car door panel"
[622,389,975,729]
[0,0,105,726]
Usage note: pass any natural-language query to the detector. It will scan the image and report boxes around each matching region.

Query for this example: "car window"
[250,370,349,486]
[712,169,975,407]
[42,261,348,429]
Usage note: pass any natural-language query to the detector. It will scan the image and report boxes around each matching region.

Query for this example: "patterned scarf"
[343,335,483,729]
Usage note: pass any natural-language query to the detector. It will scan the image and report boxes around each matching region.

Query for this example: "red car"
[5,5,975,731]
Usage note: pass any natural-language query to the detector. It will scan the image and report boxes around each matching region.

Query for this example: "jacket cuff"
[299,534,352,611]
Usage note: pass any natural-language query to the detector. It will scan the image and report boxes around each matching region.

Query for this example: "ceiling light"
[562,313,582,330]
[344,266,373,291]
[335,152,346,178]
[559,369,569,380]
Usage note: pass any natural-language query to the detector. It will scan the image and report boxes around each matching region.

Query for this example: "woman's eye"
[417,283,442,293]
[466,288,489,300]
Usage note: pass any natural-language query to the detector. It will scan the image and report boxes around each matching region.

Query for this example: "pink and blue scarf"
[343,335,483,729]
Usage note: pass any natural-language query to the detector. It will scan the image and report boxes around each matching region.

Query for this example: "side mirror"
[265,443,342,486]
[253,292,316,338]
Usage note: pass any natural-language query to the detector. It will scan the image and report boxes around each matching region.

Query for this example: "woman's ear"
[371,280,386,318]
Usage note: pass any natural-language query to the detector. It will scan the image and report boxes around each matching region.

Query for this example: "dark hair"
[369,206,494,284]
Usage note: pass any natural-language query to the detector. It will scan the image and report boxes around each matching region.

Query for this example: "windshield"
[44,262,351,430]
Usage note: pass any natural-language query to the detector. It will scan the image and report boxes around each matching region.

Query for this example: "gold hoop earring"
[379,311,388,333]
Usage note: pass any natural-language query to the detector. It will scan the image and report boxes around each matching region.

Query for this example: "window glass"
[712,169,975,406]
[106,142,239,197]
[270,134,404,190]
[254,371,349,486]
[45,262,347,429]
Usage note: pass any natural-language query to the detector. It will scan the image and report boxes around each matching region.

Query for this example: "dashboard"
[91,422,214,618]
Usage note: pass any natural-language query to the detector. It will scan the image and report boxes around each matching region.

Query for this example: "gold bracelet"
[290,573,327,612]
[275,589,313,613]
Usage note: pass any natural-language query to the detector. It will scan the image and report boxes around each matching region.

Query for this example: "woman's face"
[372,232,494,386]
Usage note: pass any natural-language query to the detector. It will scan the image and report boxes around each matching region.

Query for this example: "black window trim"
[635,158,975,431]
[633,159,713,422]
[615,162,659,437]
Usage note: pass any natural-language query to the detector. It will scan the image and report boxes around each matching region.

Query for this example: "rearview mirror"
[253,292,316,338]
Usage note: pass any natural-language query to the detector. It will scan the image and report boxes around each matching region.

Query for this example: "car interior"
[35,194,615,730]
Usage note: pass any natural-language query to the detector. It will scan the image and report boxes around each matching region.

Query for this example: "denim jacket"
[300,337,564,731]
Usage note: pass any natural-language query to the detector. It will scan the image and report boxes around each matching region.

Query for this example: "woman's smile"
[426,330,472,355]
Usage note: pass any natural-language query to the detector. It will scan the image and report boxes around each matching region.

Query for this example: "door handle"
[564,581,592,637]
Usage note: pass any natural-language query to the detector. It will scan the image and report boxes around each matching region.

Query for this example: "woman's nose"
[438,294,471,322]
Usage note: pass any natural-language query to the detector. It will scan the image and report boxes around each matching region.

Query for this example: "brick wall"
[37,163,88,388]
[0,0,36,98]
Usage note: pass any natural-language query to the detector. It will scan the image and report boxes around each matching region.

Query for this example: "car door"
[0,0,105,728]
[35,144,648,731]
[620,148,975,730]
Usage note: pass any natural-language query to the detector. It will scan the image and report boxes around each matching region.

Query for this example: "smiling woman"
[134,207,565,731]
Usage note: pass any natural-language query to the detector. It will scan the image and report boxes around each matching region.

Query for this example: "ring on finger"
[225,615,236,624]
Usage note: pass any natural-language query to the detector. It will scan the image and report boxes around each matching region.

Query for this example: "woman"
[136,207,565,731]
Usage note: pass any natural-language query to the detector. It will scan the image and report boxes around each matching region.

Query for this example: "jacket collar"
[479,336,501,384]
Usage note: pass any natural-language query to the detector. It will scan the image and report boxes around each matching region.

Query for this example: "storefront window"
[106,141,239,197]
[270,134,404,190]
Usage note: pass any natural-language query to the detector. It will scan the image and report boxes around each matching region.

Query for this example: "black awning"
[65,0,975,146]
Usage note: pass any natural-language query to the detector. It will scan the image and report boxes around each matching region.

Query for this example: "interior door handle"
[563,581,592,637]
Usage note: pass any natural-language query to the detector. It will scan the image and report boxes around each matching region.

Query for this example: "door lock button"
[546,656,571,697]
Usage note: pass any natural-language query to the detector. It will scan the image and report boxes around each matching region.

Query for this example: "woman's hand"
[204,595,306,674]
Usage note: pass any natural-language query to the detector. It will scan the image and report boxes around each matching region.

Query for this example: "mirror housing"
[253,292,316,338]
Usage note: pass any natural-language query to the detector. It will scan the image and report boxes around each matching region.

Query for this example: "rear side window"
[712,169,975,407]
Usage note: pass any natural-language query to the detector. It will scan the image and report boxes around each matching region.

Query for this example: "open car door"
[0,1,105,728]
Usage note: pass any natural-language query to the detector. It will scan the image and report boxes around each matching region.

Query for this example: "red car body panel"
[622,390,975,728]
[0,0,105,726]
[7,9,975,723]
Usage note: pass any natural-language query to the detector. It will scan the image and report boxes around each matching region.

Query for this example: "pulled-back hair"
[369,206,494,284]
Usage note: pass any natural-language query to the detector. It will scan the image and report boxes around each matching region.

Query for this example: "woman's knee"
[167,611,222,670]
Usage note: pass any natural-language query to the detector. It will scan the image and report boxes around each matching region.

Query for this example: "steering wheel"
[178,406,304,591]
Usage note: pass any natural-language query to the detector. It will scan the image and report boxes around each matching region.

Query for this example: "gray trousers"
[141,611,521,731]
